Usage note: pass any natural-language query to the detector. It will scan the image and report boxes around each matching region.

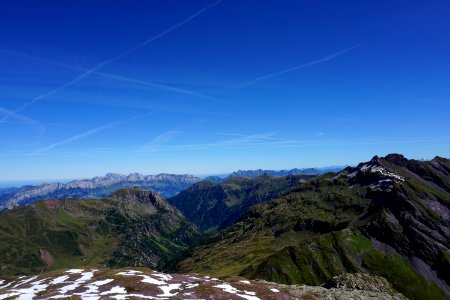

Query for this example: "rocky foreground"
[0,268,406,299]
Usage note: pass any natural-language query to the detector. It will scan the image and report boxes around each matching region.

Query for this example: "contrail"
[0,49,221,103]
[137,130,183,153]
[4,0,224,120]
[232,44,361,88]
[10,135,447,156]
[29,112,154,156]
[0,105,45,133]
[30,121,121,156]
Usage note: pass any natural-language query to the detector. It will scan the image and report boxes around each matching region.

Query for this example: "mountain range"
[0,166,344,212]
[0,154,448,300]
[0,173,200,211]
[228,166,344,178]
[203,166,344,184]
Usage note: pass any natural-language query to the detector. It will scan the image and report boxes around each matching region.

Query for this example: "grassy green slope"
[176,174,370,274]
[0,189,199,276]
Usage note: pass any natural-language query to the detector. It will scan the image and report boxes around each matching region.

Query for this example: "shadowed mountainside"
[168,174,315,231]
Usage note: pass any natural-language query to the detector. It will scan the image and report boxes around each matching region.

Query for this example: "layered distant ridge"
[0,173,200,210]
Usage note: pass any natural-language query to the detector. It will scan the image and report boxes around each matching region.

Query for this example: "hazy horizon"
[0,151,443,184]
[0,163,346,185]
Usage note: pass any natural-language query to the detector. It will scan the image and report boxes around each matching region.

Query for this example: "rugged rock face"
[280,272,407,300]
[0,189,199,276]
[324,272,401,293]
[176,154,450,300]
[168,174,315,231]
[0,173,200,210]
[0,268,406,300]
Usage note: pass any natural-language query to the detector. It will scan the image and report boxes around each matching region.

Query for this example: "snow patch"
[213,283,260,300]
[76,271,96,282]
[100,285,127,295]
[116,270,142,275]
[360,164,404,181]
[140,275,167,285]
[50,275,70,285]
[0,292,20,300]
[66,269,84,274]
[152,273,172,281]
[117,271,166,285]
[6,279,48,300]
[112,294,159,299]
[13,276,38,288]
[0,281,12,289]
[92,279,114,286]
[157,283,181,297]
[185,283,200,289]
[59,282,80,293]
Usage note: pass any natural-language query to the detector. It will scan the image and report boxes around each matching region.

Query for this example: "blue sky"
[1,0,449,180]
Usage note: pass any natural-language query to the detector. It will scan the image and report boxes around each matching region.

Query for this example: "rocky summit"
[0,268,406,299]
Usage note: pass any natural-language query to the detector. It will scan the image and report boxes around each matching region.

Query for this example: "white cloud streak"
[30,121,121,156]
[28,112,153,156]
[137,130,183,152]
[5,136,447,157]
[137,132,279,152]
[232,44,362,88]
[0,49,221,103]
[0,106,45,133]
[2,0,224,121]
